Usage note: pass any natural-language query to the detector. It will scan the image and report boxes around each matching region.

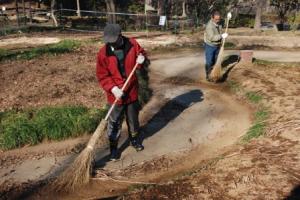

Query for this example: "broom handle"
[215,16,230,64]
[104,62,140,121]
[221,17,230,48]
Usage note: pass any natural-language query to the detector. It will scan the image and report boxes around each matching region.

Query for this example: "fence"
[0,7,197,35]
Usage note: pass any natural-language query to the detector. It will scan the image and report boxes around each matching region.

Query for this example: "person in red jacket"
[96,24,146,161]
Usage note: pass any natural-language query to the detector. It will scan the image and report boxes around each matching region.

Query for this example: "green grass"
[0,26,61,36]
[242,108,269,142]
[227,80,269,143]
[227,80,241,93]
[224,42,236,49]
[0,106,107,150]
[253,58,300,68]
[245,91,263,104]
[0,39,80,62]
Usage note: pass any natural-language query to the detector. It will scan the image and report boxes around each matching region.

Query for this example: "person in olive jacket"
[204,11,228,81]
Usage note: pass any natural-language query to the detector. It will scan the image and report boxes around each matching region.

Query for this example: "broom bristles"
[209,46,225,82]
[210,63,222,81]
[51,119,107,192]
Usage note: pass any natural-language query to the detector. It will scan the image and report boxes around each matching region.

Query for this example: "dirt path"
[0,51,253,199]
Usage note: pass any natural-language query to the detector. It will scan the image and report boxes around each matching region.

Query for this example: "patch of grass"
[242,107,269,143]
[253,58,300,68]
[253,58,274,66]
[224,42,236,49]
[227,81,269,143]
[245,91,263,104]
[0,25,61,36]
[0,39,80,62]
[127,184,154,192]
[0,106,107,150]
[227,80,241,93]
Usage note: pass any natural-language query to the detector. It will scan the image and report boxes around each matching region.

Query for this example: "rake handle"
[104,62,140,121]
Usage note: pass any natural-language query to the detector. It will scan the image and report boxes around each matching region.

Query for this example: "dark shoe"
[109,140,119,161]
[109,147,119,161]
[130,138,144,152]
[206,76,213,82]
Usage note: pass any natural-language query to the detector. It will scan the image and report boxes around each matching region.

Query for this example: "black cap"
[103,24,121,43]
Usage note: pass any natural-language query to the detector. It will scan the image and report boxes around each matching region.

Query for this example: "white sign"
[2,7,6,11]
[159,16,166,26]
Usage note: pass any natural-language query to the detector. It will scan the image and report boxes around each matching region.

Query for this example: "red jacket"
[96,36,146,105]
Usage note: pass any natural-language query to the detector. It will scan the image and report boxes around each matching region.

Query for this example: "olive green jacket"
[204,19,222,46]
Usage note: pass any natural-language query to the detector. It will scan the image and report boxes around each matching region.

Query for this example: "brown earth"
[122,60,300,200]
[0,44,106,111]
[0,31,300,200]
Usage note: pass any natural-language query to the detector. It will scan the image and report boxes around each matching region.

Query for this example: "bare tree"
[76,0,81,17]
[15,0,20,27]
[271,0,298,24]
[29,0,32,24]
[254,0,267,30]
[22,0,26,25]
[106,0,116,24]
[50,0,58,27]
[157,0,164,15]
[181,0,187,18]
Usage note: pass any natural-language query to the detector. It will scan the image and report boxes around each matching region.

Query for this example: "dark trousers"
[204,43,220,78]
[107,101,140,142]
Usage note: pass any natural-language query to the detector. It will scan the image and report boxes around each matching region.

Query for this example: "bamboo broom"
[210,12,232,82]
[52,61,140,192]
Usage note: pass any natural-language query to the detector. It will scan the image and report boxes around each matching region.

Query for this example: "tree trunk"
[254,1,262,30]
[254,0,266,30]
[29,1,32,24]
[22,0,26,25]
[76,0,81,17]
[105,0,116,24]
[51,0,58,27]
[157,0,164,15]
[181,0,187,18]
[15,0,20,27]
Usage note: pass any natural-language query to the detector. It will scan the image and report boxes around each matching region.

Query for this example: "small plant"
[224,42,236,49]
[242,108,269,142]
[0,40,80,62]
[246,91,263,104]
[227,80,241,93]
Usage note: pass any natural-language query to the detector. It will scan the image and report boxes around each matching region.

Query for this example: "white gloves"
[227,12,232,20]
[136,53,145,64]
[111,86,123,99]
[221,33,228,39]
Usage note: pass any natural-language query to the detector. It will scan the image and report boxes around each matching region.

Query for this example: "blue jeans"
[204,43,220,78]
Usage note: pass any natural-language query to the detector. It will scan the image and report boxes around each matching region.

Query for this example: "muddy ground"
[0,30,300,200]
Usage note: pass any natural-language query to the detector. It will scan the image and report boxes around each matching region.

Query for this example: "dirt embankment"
[123,61,300,200]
